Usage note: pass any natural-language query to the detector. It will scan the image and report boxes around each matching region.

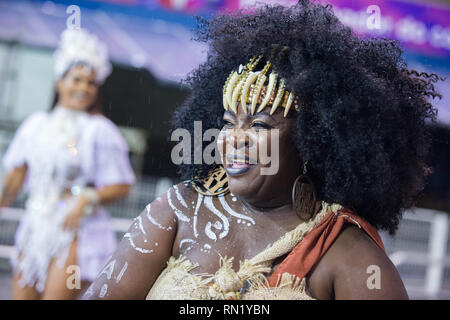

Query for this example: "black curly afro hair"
[170,0,442,234]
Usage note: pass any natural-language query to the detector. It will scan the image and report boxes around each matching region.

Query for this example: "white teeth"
[232,162,249,167]
[229,158,248,164]
[230,160,251,167]
[73,92,88,100]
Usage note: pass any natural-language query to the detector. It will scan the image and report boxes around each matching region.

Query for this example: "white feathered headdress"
[53,28,112,84]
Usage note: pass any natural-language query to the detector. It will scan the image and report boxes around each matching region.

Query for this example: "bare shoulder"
[321,225,409,299]
[83,183,197,299]
[145,181,198,224]
[332,224,385,257]
[170,180,201,207]
[123,182,198,260]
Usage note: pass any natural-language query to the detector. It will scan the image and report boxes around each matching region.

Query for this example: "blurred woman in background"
[0,28,135,299]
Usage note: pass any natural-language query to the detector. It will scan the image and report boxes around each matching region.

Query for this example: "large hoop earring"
[292,161,317,220]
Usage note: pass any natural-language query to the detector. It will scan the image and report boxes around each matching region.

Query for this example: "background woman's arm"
[0,164,27,208]
[62,183,133,230]
[95,183,131,205]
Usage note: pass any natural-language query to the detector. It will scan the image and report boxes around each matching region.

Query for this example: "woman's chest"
[173,210,295,275]
[25,116,92,184]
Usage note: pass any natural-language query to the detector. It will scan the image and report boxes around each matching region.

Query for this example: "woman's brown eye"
[252,122,272,129]
[223,119,234,128]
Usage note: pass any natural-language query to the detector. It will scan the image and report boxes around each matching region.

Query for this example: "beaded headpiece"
[53,28,112,84]
[223,54,301,117]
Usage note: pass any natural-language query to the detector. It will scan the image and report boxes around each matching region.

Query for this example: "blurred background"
[0,0,449,299]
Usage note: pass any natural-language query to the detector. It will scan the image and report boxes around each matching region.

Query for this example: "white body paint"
[205,222,218,241]
[99,259,116,280]
[218,195,255,226]
[193,193,204,238]
[204,196,230,240]
[167,188,190,222]
[200,243,212,254]
[84,285,94,299]
[179,238,197,252]
[134,216,146,235]
[170,183,257,250]
[123,233,154,254]
[173,185,188,208]
[116,262,128,284]
[99,283,108,298]
[145,204,172,231]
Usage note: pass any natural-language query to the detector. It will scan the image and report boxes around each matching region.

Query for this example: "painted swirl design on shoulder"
[167,187,190,223]
[145,204,173,231]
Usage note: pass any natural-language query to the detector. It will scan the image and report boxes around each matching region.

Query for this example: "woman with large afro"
[84,0,441,300]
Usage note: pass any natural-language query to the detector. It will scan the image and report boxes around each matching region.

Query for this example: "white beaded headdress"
[53,28,112,84]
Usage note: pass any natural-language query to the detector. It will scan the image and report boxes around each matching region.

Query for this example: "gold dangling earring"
[292,161,317,220]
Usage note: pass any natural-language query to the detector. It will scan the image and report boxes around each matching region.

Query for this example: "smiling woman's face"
[217,103,301,207]
[56,64,98,112]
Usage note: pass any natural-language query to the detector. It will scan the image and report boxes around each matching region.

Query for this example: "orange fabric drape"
[267,209,385,287]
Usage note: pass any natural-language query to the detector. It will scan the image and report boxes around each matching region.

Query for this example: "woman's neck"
[238,194,296,217]
[54,104,86,114]
[238,194,323,223]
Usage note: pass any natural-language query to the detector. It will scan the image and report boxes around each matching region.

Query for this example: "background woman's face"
[217,103,300,206]
[56,64,98,111]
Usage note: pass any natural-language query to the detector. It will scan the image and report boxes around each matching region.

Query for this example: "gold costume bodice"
[146,202,344,300]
